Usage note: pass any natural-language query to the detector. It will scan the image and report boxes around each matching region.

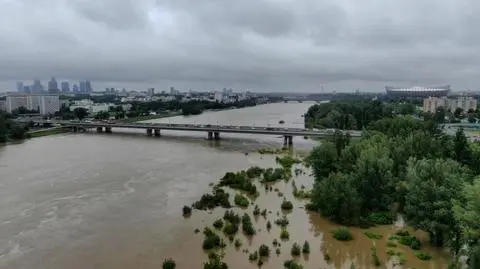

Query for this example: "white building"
[5,94,60,115]
[423,96,478,113]
[69,99,113,113]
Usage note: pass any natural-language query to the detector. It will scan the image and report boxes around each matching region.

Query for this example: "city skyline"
[1,1,480,92]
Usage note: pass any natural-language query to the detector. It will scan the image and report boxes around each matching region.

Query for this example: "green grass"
[28,128,68,138]
[332,227,353,241]
[364,231,383,240]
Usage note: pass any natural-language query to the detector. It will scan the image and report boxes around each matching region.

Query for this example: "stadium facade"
[385,85,450,99]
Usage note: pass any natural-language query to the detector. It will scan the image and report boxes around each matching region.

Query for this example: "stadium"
[385,85,450,99]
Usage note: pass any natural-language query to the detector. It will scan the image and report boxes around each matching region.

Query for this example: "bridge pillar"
[96,127,103,133]
[154,129,161,136]
[105,127,112,133]
[73,126,78,133]
[146,128,153,136]
[283,136,293,146]
[207,131,213,140]
[214,132,220,140]
[288,136,293,146]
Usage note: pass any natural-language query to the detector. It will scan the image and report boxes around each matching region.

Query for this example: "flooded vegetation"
[170,151,451,269]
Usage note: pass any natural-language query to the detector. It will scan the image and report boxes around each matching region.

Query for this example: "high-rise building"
[23,86,31,93]
[31,79,44,93]
[5,94,60,115]
[0,100,6,112]
[72,84,79,93]
[61,81,70,93]
[85,80,92,93]
[79,81,87,93]
[16,81,24,92]
[147,88,155,96]
[48,77,59,93]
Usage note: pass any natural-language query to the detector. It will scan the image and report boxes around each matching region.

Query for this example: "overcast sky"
[0,0,479,92]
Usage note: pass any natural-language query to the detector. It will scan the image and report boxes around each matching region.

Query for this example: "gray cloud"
[0,0,480,92]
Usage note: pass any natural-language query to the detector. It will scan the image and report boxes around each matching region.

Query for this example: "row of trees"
[306,101,480,268]
[0,113,28,142]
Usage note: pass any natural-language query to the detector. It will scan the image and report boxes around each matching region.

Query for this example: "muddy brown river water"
[0,102,450,269]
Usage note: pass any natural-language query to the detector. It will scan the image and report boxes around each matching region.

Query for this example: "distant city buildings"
[16,81,24,92]
[61,81,70,93]
[72,84,79,93]
[0,100,5,112]
[5,93,60,115]
[48,77,59,93]
[31,79,44,93]
[147,88,155,96]
[423,96,478,113]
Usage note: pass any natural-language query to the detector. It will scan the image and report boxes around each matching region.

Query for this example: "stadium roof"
[385,85,450,92]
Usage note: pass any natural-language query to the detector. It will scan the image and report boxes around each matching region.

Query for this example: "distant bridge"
[47,120,362,146]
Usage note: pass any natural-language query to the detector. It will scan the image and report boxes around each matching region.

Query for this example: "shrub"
[182,206,192,216]
[219,171,257,195]
[242,213,256,236]
[276,248,281,255]
[275,155,301,169]
[284,259,303,269]
[262,167,287,182]
[291,243,301,256]
[367,212,394,225]
[253,205,260,216]
[246,166,264,178]
[305,203,317,211]
[163,258,176,269]
[194,228,200,234]
[258,244,270,257]
[204,227,215,237]
[222,222,239,235]
[399,235,421,250]
[193,188,231,210]
[202,234,221,250]
[415,252,432,261]
[257,259,263,267]
[364,231,383,240]
[395,229,410,237]
[234,193,250,207]
[261,209,267,217]
[275,216,289,227]
[266,221,272,231]
[371,247,381,267]
[273,239,278,246]
[203,256,228,269]
[213,219,224,229]
[223,210,241,225]
[387,241,397,247]
[332,227,353,241]
[302,241,310,254]
[280,228,290,240]
[281,200,294,210]
[234,239,242,248]
[249,251,258,261]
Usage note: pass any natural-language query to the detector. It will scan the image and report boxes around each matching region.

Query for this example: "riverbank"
[121,112,182,123]
[28,127,68,138]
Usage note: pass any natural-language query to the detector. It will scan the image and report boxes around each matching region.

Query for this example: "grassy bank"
[28,128,68,138]
[121,112,181,123]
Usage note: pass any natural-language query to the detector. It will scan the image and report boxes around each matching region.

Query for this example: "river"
[0,102,450,269]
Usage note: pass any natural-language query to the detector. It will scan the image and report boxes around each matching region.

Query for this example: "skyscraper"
[60,81,70,93]
[48,77,59,93]
[72,84,79,93]
[85,80,92,93]
[79,81,87,93]
[31,79,44,93]
[16,81,24,92]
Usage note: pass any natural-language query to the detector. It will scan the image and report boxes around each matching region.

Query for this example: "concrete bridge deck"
[32,120,363,146]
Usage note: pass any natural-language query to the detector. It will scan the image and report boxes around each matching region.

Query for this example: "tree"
[0,114,7,143]
[454,107,464,119]
[433,107,446,123]
[311,172,362,225]
[404,158,469,254]
[468,115,477,123]
[94,111,110,120]
[73,107,89,120]
[307,142,338,181]
[454,177,480,245]
[453,128,472,165]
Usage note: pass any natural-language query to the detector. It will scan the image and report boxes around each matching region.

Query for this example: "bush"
[213,219,224,229]
[332,227,353,241]
[258,244,270,257]
[415,252,432,260]
[305,203,317,211]
[387,241,397,247]
[223,210,241,225]
[163,258,176,269]
[203,256,228,269]
[234,193,250,207]
[284,260,303,269]
[276,248,281,255]
[202,234,221,250]
[222,222,239,235]
[249,251,258,261]
[182,206,192,216]
[275,216,289,227]
[302,241,310,254]
[291,243,301,256]
[262,167,288,182]
[280,228,290,240]
[219,171,257,195]
[204,227,215,237]
[371,247,381,266]
[266,221,272,231]
[273,239,278,246]
[275,156,301,170]
[261,209,267,217]
[364,231,383,240]
[193,188,231,210]
[281,200,294,210]
[234,239,242,248]
[242,213,256,236]
[246,166,264,178]
[367,212,394,225]
[253,205,260,216]
[395,229,409,236]
[399,234,421,250]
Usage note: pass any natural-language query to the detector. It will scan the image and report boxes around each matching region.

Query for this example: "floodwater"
[0,102,450,269]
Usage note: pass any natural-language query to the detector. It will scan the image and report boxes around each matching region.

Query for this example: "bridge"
[51,120,362,146]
